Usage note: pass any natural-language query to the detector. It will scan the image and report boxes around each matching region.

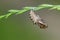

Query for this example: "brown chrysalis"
[29,10,48,29]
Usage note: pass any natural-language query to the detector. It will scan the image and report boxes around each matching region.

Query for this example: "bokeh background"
[0,0,60,40]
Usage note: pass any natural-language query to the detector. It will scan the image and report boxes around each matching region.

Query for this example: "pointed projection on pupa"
[29,10,48,29]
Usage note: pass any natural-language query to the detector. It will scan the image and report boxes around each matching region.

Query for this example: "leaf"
[57,8,60,10]
[50,7,57,10]
[23,7,37,11]
[16,8,30,15]
[40,4,53,7]
[16,9,28,15]
[49,5,60,10]
[55,5,60,10]
[24,7,36,9]
[5,13,12,18]
[34,7,45,11]
[8,10,20,13]
[0,15,5,19]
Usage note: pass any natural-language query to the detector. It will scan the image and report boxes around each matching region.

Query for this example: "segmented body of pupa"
[29,10,48,29]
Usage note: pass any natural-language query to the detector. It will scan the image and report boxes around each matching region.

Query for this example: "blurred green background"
[0,0,60,40]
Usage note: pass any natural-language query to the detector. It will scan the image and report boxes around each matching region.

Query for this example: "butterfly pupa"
[29,10,48,29]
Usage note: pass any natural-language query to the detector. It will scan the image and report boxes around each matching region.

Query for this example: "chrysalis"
[29,10,48,29]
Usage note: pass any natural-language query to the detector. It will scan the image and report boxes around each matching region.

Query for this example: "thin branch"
[0,4,60,19]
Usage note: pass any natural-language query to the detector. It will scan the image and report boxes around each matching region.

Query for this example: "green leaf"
[16,9,28,15]
[49,5,60,10]
[40,4,53,7]
[5,13,13,18]
[8,10,20,13]
[34,7,45,11]
[55,5,60,10]
[16,8,30,15]
[23,7,37,11]
[23,7,36,10]
[0,15,5,19]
